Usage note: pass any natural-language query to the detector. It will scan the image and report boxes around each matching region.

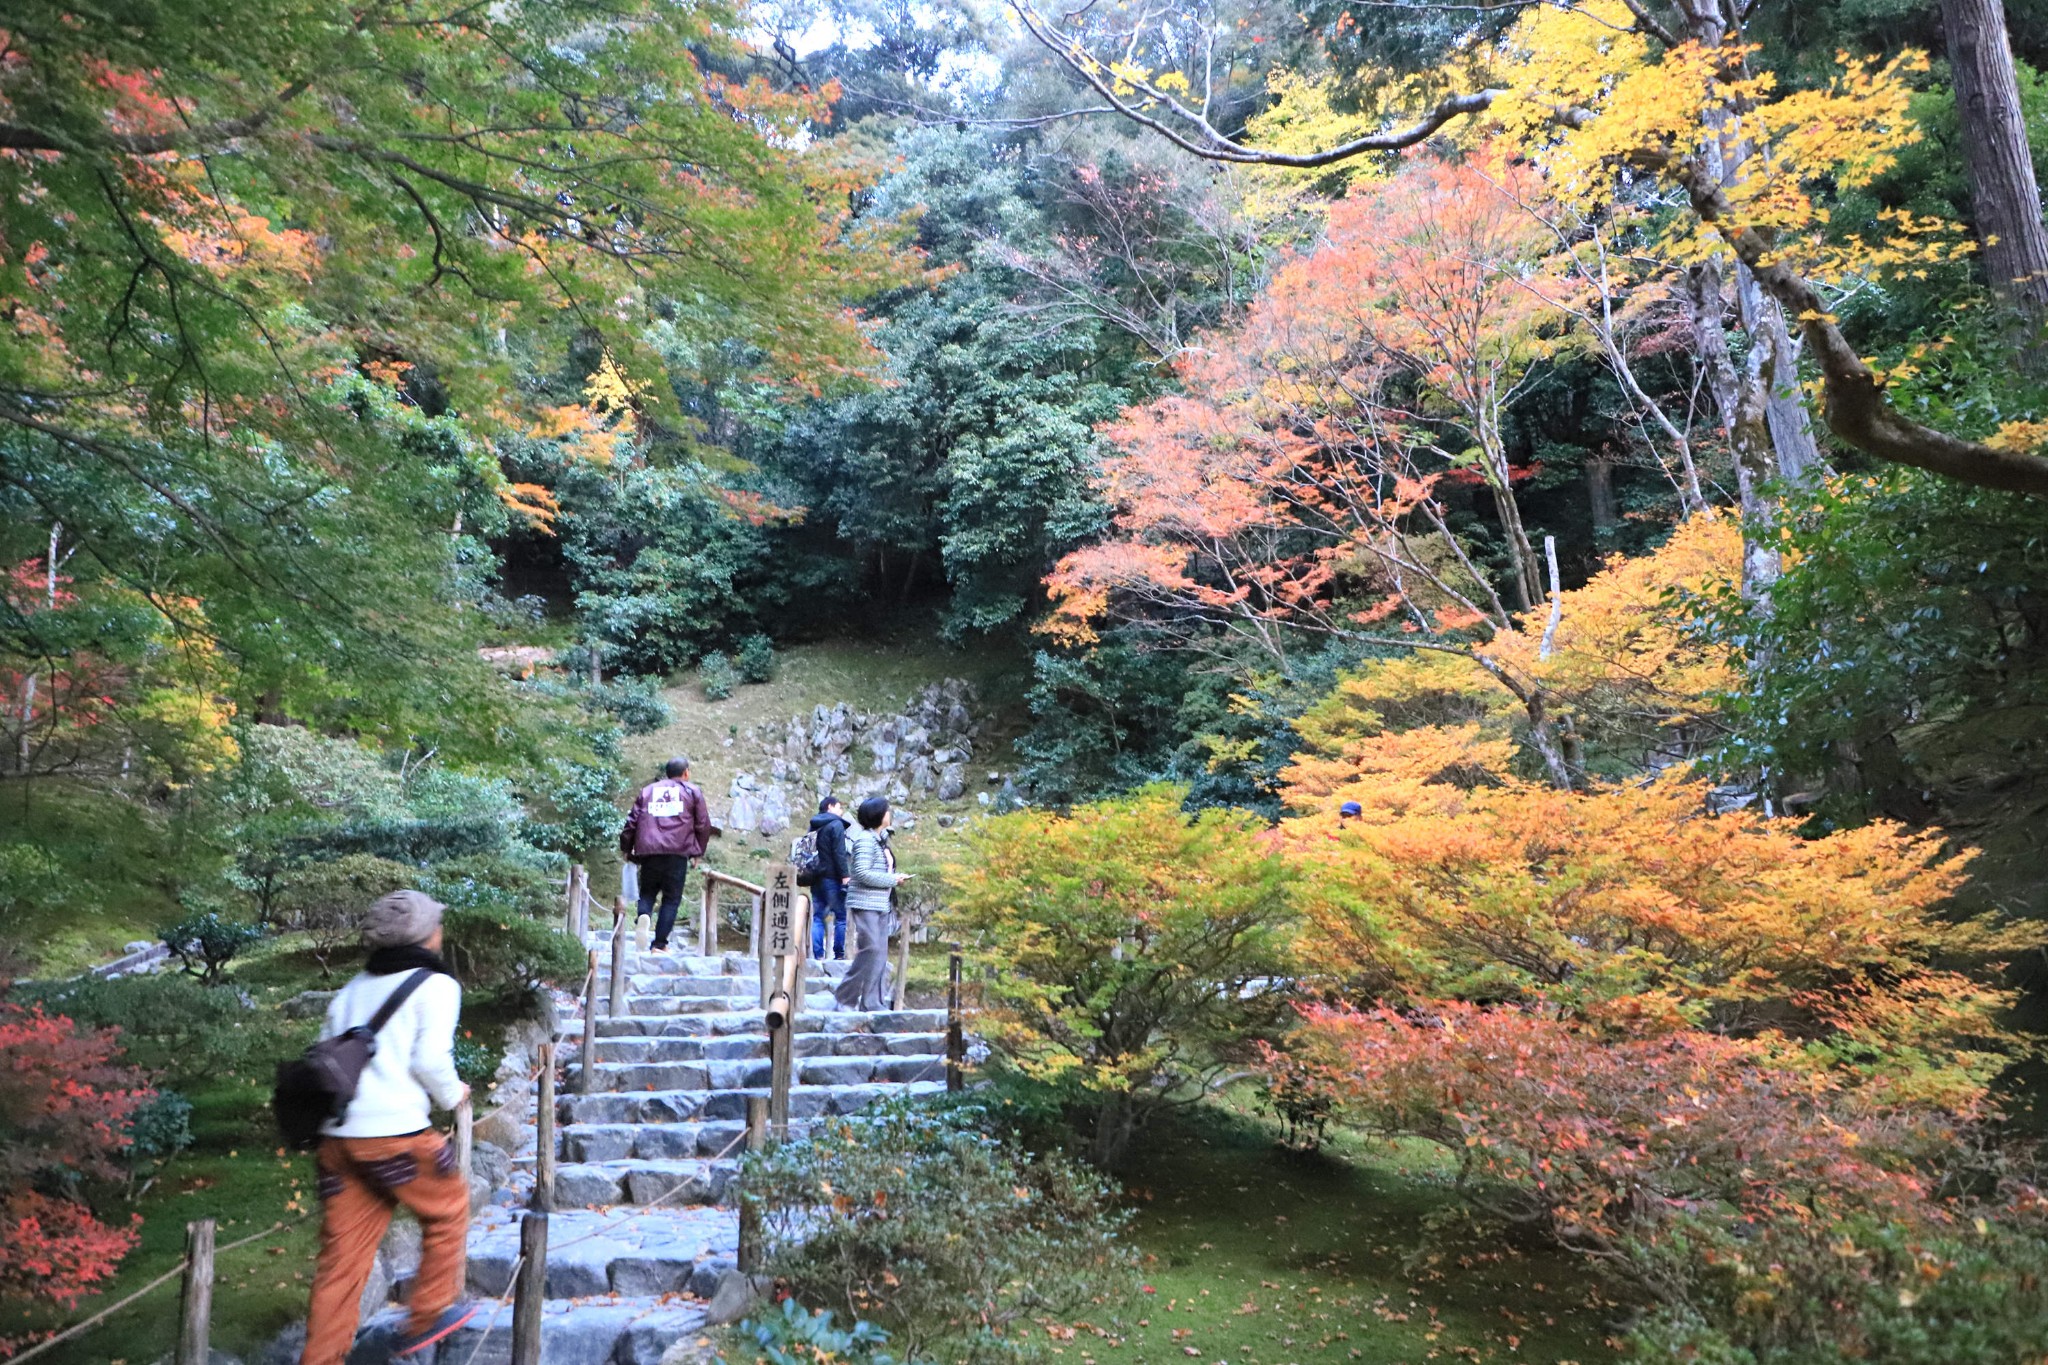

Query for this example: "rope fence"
[10,1214,314,1365]
[15,868,970,1363]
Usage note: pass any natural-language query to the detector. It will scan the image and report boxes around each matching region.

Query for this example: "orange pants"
[302,1130,469,1365]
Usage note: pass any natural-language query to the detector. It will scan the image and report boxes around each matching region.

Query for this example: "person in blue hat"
[1338,800,1363,824]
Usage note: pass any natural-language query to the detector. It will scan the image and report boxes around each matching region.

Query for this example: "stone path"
[354,940,945,1364]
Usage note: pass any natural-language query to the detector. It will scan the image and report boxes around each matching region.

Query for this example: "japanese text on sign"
[768,868,795,958]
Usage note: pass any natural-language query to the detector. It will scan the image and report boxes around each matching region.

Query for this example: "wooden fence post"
[566,864,588,940]
[580,950,598,1097]
[891,916,911,1011]
[533,1042,557,1213]
[455,1095,474,1192]
[175,1218,214,1365]
[609,901,627,1018]
[767,970,794,1141]
[738,1094,768,1276]
[511,1212,548,1365]
[701,875,718,958]
[947,948,965,1094]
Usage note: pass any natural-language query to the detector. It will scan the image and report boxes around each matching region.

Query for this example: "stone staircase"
[357,940,945,1364]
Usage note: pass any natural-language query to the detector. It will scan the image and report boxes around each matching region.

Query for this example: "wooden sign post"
[762,868,797,1007]
[765,867,799,1137]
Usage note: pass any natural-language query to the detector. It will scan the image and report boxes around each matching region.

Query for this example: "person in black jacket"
[808,797,852,961]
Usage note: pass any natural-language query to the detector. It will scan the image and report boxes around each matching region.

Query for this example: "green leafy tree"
[1,0,907,858]
[941,786,1298,1167]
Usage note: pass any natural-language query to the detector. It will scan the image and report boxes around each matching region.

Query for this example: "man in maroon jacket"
[622,756,714,953]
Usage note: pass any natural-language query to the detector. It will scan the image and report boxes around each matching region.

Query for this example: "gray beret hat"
[363,889,446,948]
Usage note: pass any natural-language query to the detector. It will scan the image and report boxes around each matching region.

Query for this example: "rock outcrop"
[719,680,983,836]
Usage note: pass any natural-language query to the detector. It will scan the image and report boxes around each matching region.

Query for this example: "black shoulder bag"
[272,968,434,1149]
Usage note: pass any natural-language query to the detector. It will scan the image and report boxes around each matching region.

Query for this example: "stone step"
[562,1119,745,1162]
[464,1204,736,1301]
[582,950,731,977]
[581,942,850,980]
[621,975,754,998]
[558,1119,818,1163]
[357,1293,708,1365]
[576,1030,946,1064]
[619,990,836,1017]
[614,964,847,990]
[580,1008,946,1039]
[569,1054,947,1094]
[560,1078,946,1126]
[552,1157,740,1208]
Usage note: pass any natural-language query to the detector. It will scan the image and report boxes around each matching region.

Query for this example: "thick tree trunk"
[1942,0,2048,319]
[1586,452,1620,538]
[1685,263,1782,603]
[1733,270,1826,485]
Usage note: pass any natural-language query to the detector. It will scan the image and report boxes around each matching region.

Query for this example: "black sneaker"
[393,1302,480,1355]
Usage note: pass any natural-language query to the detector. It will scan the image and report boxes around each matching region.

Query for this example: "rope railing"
[10,1213,314,1365]
[18,870,960,1363]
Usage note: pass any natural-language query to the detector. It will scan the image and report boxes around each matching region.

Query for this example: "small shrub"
[1627,1218,2048,1364]
[1255,1045,1340,1154]
[736,634,777,684]
[520,757,624,858]
[15,974,263,1091]
[583,674,672,734]
[124,1090,195,1169]
[453,1034,502,1089]
[422,853,564,920]
[158,911,265,985]
[725,1297,897,1365]
[441,906,586,1010]
[276,853,416,977]
[280,815,504,865]
[700,650,739,701]
[744,1099,1135,1362]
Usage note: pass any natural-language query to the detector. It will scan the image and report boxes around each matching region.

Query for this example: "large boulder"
[281,989,335,1020]
[756,784,792,836]
[699,1270,774,1328]
[726,774,762,834]
[937,765,967,801]
[468,1139,513,1211]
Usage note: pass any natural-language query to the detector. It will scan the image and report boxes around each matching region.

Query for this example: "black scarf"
[364,943,455,980]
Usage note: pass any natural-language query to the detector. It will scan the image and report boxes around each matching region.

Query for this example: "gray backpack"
[272,969,433,1148]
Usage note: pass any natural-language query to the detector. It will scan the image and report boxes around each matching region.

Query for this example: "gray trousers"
[833,909,891,1012]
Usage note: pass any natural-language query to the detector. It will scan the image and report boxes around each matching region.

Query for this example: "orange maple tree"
[0,1004,151,1356]
[1046,153,1611,781]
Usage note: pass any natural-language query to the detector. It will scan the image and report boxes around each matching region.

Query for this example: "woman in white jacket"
[834,796,910,1011]
[302,890,476,1363]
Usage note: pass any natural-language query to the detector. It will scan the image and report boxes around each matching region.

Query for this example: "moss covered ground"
[1101,1100,1618,1365]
